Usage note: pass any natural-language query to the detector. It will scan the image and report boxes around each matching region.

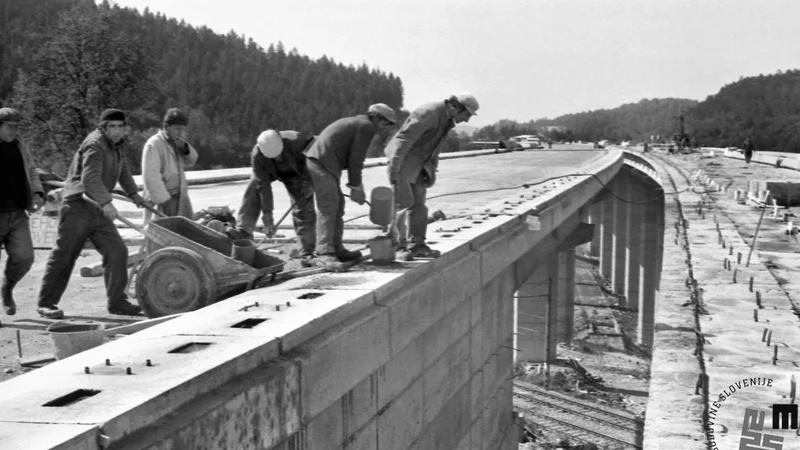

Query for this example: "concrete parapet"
[0,149,635,450]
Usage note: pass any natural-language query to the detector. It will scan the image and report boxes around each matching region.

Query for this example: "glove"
[263,216,276,238]
[422,172,436,189]
[102,202,118,221]
[174,138,190,155]
[130,194,152,209]
[32,193,45,212]
[349,186,366,205]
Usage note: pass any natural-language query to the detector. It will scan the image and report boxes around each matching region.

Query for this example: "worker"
[385,93,479,260]
[37,109,152,319]
[141,108,199,219]
[743,137,755,164]
[0,108,45,319]
[228,130,317,267]
[304,104,398,269]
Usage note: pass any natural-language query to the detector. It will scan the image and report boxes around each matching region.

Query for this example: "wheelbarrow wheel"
[135,247,217,318]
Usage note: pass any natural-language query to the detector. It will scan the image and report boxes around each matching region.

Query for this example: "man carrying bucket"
[229,130,318,267]
[304,104,398,270]
[385,93,479,260]
[37,109,151,319]
[0,108,45,320]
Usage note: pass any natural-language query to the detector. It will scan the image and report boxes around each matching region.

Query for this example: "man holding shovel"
[37,109,152,319]
[305,104,398,270]
[229,130,318,267]
[386,93,479,260]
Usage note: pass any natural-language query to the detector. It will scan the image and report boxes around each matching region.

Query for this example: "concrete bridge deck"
[1,146,799,449]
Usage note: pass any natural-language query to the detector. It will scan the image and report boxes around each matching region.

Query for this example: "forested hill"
[474,98,695,144]
[476,70,800,153]
[1,0,404,174]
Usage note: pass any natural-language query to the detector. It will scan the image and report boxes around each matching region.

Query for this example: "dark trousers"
[393,171,429,247]
[0,210,34,289]
[307,158,346,255]
[38,199,129,308]
[237,177,317,255]
[744,150,753,163]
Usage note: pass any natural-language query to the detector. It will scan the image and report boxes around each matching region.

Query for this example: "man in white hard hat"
[385,93,479,260]
[304,103,398,270]
[230,130,317,266]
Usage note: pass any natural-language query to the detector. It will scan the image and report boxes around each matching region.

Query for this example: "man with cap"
[229,129,317,266]
[37,108,151,319]
[0,108,45,320]
[304,103,398,269]
[142,108,199,219]
[385,93,479,260]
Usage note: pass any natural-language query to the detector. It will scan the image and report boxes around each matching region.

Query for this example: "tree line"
[1,0,406,176]
[475,70,800,153]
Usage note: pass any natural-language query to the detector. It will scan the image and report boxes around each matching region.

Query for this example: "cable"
[342,169,692,224]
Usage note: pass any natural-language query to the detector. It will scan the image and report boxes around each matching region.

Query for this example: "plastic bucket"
[369,186,394,227]
[47,320,106,360]
[369,236,395,265]
[231,239,256,266]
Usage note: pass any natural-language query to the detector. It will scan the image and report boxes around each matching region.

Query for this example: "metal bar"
[747,193,770,267]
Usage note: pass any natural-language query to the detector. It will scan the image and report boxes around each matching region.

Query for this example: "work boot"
[315,254,346,272]
[300,252,317,268]
[37,305,65,320]
[336,248,362,263]
[108,300,143,316]
[2,282,16,316]
[394,241,413,262]
[408,243,441,259]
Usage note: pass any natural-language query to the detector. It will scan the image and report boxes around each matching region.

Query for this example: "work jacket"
[62,129,138,206]
[251,130,314,212]
[5,140,45,213]
[304,115,376,187]
[385,101,455,182]
[142,129,198,217]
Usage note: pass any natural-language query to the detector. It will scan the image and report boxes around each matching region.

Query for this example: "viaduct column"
[611,173,630,300]
[515,252,562,363]
[625,174,645,310]
[599,195,615,279]
[557,249,576,345]
[588,204,602,257]
[638,189,663,347]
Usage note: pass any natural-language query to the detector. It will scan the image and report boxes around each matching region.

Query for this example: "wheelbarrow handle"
[81,194,153,239]
[111,191,166,218]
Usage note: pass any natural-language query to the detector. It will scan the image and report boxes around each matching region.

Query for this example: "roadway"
[118,146,606,231]
[0,145,605,382]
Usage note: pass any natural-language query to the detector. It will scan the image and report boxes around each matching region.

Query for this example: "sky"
[110,0,800,128]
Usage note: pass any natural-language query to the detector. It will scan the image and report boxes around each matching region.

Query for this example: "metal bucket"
[369,236,395,265]
[231,239,256,266]
[48,320,106,360]
[369,187,394,227]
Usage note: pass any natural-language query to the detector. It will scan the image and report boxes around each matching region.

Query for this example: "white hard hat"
[257,130,283,158]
